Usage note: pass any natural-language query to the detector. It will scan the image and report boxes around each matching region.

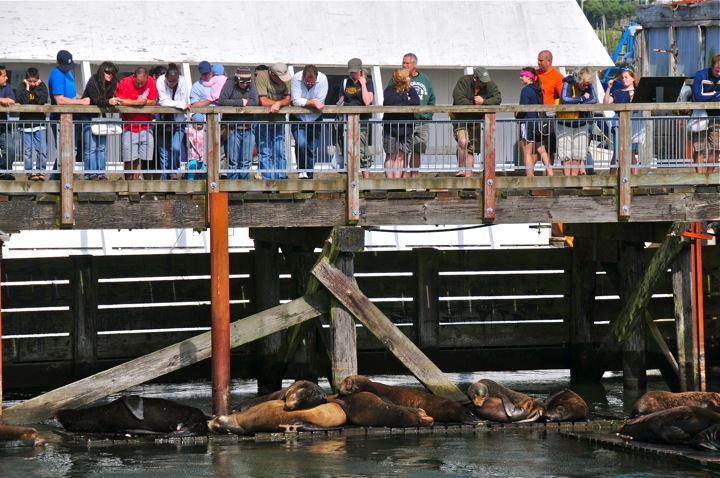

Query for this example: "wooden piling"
[415,248,440,350]
[72,255,99,378]
[569,237,597,383]
[253,240,285,394]
[210,192,230,416]
[328,227,364,391]
[618,241,648,393]
[672,247,700,391]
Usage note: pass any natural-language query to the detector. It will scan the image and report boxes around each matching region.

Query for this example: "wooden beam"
[59,114,74,227]
[346,114,360,224]
[592,222,690,379]
[618,110,632,220]
[311,258,466,401]
[2,292,329,425]
[210,192,230,416]
[483,113,496,222]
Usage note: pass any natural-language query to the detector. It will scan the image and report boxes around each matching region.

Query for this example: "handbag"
[688,109,709,133]
[91,121,123,136]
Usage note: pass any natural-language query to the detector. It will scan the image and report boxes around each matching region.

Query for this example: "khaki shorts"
[413,123,429,154]
[691,121,720,153]
[122,129,154,163]
[453,123,483,154]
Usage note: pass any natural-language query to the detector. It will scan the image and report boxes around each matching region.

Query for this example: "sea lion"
[338,375,479,425]
[619,406,720,445]
[283,380,327,411]
[233,389,287,412]
[55,395,208,437]
[542,389,588,422]
[631,391,720,418]
[330,391,434,428]
[232,380,327,412]
[208,400,346,435]
[465,396,541,423]
[0,425,47,448]
[467,380,545,422]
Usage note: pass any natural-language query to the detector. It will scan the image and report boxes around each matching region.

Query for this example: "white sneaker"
[297,172,308,179]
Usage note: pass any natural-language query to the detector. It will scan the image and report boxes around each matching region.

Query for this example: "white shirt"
[290,71,328,122]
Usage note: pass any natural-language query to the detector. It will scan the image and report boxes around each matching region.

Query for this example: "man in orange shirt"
[536,50,565,164]
[537,50,564,106]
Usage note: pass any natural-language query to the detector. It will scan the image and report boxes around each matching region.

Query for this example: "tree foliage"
[577,0,640,30]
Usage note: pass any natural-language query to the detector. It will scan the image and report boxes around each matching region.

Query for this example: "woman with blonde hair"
[557,67,597,176]
[382,68,420,178]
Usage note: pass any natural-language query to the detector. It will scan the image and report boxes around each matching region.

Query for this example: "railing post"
[206,112,221,198]
[60,113,75,227]
[618,110,632,220]
[483,113,496,223]
[346,113,360,224]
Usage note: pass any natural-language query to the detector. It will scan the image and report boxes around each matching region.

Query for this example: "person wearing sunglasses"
[218,66,259,179]
[80,61,122,180]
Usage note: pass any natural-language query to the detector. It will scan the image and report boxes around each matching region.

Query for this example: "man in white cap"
[339,58,374,178]
[47,50,90,179]
[255,62,291,179]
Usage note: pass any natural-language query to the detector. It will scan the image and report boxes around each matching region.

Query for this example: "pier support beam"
[253,240,284,394]
[210,192,231,417]
[618,241,647,394]
[673,246,702,391]
[415,248,440,350]
[72,256,99,379]
[328,227,364,391]
[569,237,597,383]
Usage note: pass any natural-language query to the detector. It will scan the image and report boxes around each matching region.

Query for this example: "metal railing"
[0,103,716,181]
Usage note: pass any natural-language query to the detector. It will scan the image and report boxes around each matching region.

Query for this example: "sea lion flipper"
[498,394,517,418]
[121,395,145,421]
[654,425,692,444]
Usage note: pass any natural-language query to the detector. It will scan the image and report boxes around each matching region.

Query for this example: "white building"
[1,0,612,257]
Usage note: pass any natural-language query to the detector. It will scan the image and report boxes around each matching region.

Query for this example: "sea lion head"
[467,381,489,407]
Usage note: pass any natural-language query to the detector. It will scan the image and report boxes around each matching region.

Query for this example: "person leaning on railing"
[382,69,420,179]
[15,67,49,181]
[450,67,501,178]
[691,54,720,174]
[557,67,597,176]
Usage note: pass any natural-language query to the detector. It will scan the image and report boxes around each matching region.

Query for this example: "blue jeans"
[257,123,286,180]
[226,126,255,180]
[291,120,322,179]
[0,125,17,172]
[22,129,48,172]
[158,124,185,179]
[82,124,106,178]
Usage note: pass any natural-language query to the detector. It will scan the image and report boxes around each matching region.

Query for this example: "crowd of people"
[0,49,717,181]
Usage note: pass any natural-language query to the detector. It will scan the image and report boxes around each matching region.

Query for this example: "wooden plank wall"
[1,246,718,388]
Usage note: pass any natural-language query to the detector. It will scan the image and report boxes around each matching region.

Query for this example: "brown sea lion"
[631,391,720,418]
[619,406,720,445]
[283,380,327,411]
[692,423,720,451]
[467,380,545,422]
[208,400,346,435]
[0,425,47,448]
[55,395,208,437]
[232,389,287,412]
[232,380,326,412]
[338,375,478,425]
[542,388,588,422]
[330,391,434,428]
[465,396,541,423]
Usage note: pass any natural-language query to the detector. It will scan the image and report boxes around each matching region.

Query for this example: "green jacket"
[451,75,502,120]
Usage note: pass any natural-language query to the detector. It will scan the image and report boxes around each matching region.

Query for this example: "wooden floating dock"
[564,431,720,472]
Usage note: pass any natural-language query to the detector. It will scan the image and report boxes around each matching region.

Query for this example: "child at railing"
[185,113,205,181]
